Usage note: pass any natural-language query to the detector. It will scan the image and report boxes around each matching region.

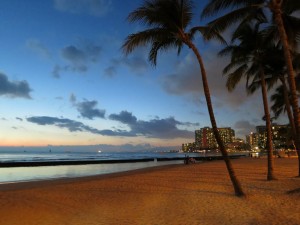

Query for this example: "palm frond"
[282,0,300,15]
[122,28,174,55]
[190,26,227,44]
[128,0,193,31]
[201,0,263,19]
[206,6,260,34]
[270,85,286,118]
[225,64,248,92]
[149,38,182,66]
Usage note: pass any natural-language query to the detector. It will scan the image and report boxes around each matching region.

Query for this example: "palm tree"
[122,0,245,196]
[250,47,298,139]
[219,22,277,180]
[201,0,300,176]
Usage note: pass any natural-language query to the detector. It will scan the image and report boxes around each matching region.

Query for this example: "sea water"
[0,151,204,183]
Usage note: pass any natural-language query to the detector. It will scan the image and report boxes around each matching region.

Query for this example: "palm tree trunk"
[260,69,276,180]
[271,0,300,176]
[279,76,296,139]
[185,38,245,196]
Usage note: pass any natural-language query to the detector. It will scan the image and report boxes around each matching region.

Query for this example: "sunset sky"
[0,0,288,151]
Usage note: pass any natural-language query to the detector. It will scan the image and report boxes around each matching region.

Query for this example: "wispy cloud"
[53,0,112,17]
[105,48,149,77]
[0,73,32,99]
[26,39,51,59]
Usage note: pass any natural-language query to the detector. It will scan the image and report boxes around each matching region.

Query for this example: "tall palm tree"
[122,0,245,196]
[270,85,292,119]
[201,0,300,176]
[219,22,277,180]
[250,47,299,139]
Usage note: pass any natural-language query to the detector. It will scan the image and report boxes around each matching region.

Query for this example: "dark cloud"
[27,111,196,139]
[61,44,101,64]
[0,73,32,99]
[26,116,134,136]
[62,45,86,63]
[109,111,137,125]
[70,94,105,119]
[54,0,112,17]
[16,117,23,121]
[109,111,196,139]
[76,100,105,119]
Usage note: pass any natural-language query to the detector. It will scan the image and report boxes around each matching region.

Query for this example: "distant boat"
[98,150,102,153]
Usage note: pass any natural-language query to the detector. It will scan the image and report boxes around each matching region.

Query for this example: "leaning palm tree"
[122,0,245,196]
[219,22,277,180]
[201,0,300,176]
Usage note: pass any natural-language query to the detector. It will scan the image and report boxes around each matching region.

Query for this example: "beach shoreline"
[0,157,299,225]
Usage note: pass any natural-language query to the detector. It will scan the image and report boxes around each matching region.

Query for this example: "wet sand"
[0,157,299,225]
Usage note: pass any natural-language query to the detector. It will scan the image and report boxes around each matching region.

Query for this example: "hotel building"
[195,127,235,150]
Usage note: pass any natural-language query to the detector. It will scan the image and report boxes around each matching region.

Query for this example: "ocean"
[0,151,206,184]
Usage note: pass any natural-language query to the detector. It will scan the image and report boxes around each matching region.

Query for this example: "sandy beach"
[0,157,299,225]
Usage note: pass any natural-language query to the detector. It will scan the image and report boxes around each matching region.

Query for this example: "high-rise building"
[182,142,196,152]
[195,127,235,149]
[254,124,291,149]
[246,132,259,148]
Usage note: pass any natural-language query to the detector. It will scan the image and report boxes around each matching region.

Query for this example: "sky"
[0,0,288,151]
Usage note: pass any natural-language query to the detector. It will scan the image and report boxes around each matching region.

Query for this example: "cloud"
[16,117,23,121]
[109,111,196,139]
[0,73,32,99]
[27,116,134,136]
[109,111,137,125]
[26,39,51,59]
[27,116,92,132]
[27,111,196,139]
[76,100,106,119]
[53,43,101,77]
[62,45,86,63]
[70,94,105,119]
[54,0,112,17]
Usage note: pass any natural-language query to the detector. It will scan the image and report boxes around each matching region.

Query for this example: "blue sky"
[0,0,287,151]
